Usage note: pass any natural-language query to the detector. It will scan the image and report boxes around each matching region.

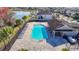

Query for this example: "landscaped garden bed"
[0,14,30,51]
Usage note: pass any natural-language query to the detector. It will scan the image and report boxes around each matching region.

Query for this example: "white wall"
[45,15,52,20]
[37,15,53,20]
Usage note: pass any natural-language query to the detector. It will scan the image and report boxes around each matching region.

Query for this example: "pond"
[13,11,31,19]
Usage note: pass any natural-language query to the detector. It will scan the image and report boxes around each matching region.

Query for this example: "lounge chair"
[75,33,79,44]
[63,35,77,44]
[68,37,77,44]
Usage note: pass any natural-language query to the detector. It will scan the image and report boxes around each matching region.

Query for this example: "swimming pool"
[31,24,48,41]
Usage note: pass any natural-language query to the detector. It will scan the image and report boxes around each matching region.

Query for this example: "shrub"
[0,26,14,48]
[6,19,16,27]
[18,48,28,51]
[71,13,79,19]
[62,48,70,51]
[0,26,14,39]
[22,16,27,20]
[0,19,4,27]
[15,19,23,27]
[22,16,30,21]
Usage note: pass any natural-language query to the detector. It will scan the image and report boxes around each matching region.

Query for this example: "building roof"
[48,19,64,30]
[69,23,79,28]
[56,25,74,31]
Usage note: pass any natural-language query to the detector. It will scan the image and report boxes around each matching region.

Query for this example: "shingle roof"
[56,25,74,30]
[48,19,64,30]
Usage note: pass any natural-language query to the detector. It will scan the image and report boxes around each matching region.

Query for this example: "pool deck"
[10,22,76,51]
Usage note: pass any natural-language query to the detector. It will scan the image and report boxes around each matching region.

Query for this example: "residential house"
[48,19,76,37]
[37,11,53,20]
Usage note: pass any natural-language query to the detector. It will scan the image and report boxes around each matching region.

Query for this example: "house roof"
[55,25,74,31]
[48,19,64,30]
[69,23,79,28]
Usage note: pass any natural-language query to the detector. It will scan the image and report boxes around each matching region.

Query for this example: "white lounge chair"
[68,37,77,44]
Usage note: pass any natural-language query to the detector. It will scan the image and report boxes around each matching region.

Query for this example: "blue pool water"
[31,24,48,41]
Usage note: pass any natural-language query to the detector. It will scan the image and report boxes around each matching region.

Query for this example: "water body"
[13,11,31,19]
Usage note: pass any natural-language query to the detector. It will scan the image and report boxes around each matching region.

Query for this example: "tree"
[72,13,79,20]
[0,8,16,26]
[0,7,9,20]
[6,11,16,26]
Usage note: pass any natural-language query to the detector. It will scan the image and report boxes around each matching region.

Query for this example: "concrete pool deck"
[10,22,74,51]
